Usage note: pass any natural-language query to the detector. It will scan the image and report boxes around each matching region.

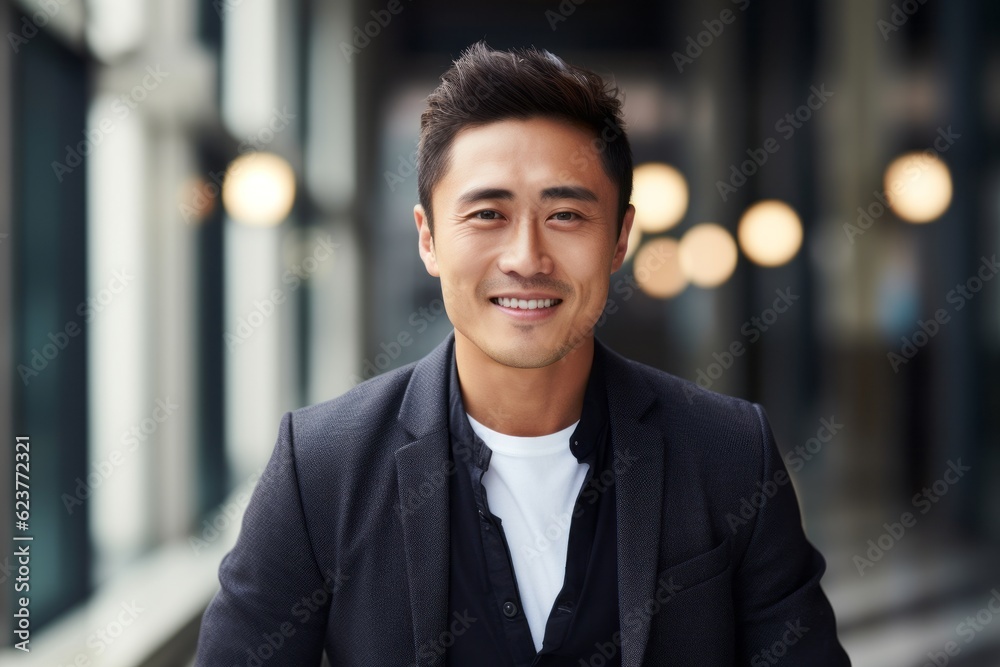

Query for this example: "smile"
[488,297,562,310]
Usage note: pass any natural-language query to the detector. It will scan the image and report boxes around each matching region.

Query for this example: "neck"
[454,331,593,437]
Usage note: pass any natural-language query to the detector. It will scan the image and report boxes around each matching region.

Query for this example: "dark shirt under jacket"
[446,341,622,667]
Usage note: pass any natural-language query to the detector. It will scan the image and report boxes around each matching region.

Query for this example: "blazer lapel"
[394,332,455,665]
[599,338,665,667]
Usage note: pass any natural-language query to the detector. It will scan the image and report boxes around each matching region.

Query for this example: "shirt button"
[502,600,518,618]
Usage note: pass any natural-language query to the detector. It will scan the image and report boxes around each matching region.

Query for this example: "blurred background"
[1,0,998,664]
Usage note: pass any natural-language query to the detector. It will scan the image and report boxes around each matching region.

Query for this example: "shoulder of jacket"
[608,352,766,463]
[619,353,759,422]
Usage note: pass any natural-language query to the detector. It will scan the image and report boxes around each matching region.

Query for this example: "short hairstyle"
[417,41,633,238]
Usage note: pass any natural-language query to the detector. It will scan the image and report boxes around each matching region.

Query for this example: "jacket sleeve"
[195,412,331,665]
[733,404,851,665]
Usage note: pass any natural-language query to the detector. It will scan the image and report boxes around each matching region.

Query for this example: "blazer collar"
[395,329,663,667]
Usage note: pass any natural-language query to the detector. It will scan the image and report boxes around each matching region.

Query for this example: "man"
[196,42,851,666]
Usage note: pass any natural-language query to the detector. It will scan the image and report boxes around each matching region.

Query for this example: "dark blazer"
[195,329,851,666]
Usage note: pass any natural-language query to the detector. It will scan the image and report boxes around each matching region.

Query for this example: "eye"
[551,211,579,222]
[473,209,502,220]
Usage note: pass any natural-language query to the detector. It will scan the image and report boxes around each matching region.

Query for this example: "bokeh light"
[883,151,953,223]
[631,162,689,233]
[634,237,687,298]
[678,223,738,287]
[222,152,297,226]
[738,200,804,267]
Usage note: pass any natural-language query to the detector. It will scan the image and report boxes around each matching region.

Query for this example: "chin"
[475,338,561,369]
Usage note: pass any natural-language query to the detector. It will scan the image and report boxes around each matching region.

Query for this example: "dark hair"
[417,41,633,238]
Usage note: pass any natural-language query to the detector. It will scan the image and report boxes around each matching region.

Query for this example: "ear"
[414,204,440,277]
[610,204,636,273]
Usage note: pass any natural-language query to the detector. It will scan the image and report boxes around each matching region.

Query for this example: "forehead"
[435,116,615,203]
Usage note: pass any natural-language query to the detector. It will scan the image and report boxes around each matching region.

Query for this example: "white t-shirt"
[465,412,589,653]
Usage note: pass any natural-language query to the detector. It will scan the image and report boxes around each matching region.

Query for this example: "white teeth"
[492,297,561,310]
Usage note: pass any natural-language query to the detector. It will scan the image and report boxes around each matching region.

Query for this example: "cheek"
[436,253,490,301]
[454,234,507,268]
[563,248,613,293]
[446,261,487,290]
[576,286,608,313]
[559,230,615,264]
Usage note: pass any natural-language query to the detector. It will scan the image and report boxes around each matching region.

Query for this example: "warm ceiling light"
[738,200,803,267]
[631,162,689,233]
[883,152,952,223]
[222,152,297,226]
[634,237,687,298]
[678,223,738,288]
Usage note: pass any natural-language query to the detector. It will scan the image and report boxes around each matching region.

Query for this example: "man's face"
[414,116,634,368]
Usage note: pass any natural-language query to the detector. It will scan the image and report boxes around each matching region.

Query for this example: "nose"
[497,218,553,278]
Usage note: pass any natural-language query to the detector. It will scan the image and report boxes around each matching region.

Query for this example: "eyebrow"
[455,185,600,207]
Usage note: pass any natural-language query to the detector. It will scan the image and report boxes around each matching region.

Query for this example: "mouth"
[488,297,563,310]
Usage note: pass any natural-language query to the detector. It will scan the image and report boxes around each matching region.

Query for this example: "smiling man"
[196,42,851,666]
